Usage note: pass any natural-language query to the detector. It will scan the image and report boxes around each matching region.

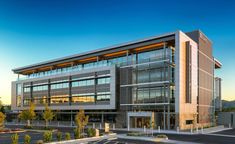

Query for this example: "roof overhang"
[214,58,222,69]
[12,32,176,75]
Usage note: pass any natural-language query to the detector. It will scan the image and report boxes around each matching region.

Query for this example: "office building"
[11,30,222,130]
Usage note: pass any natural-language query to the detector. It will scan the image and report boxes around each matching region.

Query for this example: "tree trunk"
[46,120,48,128]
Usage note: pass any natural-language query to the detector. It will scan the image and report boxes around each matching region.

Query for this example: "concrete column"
[163,106,166,130]
[127,113,130,130]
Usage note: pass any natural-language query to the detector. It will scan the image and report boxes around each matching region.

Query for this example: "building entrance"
[127,111,154,129]
[130,117,151,128]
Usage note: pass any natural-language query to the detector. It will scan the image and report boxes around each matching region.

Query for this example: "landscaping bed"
[126,131,168,140]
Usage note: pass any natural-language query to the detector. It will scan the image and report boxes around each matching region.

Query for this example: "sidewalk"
[6,122,229,135]
[117,134,200,144]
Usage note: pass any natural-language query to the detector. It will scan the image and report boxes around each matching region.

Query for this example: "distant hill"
[222,100,235,109]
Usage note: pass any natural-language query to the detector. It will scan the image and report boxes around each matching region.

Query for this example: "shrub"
[56,131,62,141]
[65,132,71,140]
[11,133,19,144]
[43,131,52,142]
[156,134,168,139]
[87,128,96,137]
[24,134,31,144]
[74,128,80,139]
[0,112,6,130]
[35,140,43,144]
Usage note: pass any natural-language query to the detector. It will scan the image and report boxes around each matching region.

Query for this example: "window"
[23,99,31,106]
[84,62,94,69]
[108,56,126,66]
[51,83,69,89]
[72,79,94,87]
[17,96,22,107]
[33,96,47,105]
[137,70,149,83]
[97,77,110,85]
[72,93,95,103]
[186,120,193,125]
[33,85,48,91]
[16,84,22,95]
[16,84,22,107]
[96,92,110,102]
[50,95,69,104]
[24,87,31,93]
[135,87,166,103]
[137,49,165,63]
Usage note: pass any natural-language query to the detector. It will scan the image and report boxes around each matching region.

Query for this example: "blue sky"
[0,0,234,104]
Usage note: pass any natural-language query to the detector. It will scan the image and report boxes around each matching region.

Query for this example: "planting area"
[0,131,45,144]
[0,131,166,144]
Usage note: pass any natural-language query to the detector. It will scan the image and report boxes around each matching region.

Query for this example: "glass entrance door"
[131,117,151,128]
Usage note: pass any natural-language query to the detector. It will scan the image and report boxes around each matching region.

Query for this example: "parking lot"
[2,125,235,144]
[0,132,166,144]
[88,138,165,144]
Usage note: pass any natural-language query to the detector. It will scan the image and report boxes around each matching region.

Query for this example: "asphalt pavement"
[2,125,235,144]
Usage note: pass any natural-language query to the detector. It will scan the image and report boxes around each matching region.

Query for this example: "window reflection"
[134,87,168,103]
[16,84,22,107]
[72,79,94,87]
[24,87,30,92]
[23,99,30,106]
[51,83,69,89]
[97,77,110,85]
[50,95,69,104]
[97,92,110,102]
[33,96,47,105]
[20,46,175,80]
[72,93,95,103]
[33,85,48,91]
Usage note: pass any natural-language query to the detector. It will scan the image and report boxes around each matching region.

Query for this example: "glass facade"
[72,79,94,87]
[24,87,30,92]
[51,95,69,104]
[18,53,131,80]
[120,47,175,113]
[16,84,22,107]
[97,92,110,102]
[71,93,95,103]
[51,83,69,89]
[23,99,30,106]
[33,96,47,105]
[97,77,110,85]
[33,85,48,91]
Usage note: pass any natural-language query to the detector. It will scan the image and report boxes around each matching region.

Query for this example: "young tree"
[0,112,6,130]
[18,102,36,127]
[42,104,55,128]
[0,100,4,113]
[75,109,89,137]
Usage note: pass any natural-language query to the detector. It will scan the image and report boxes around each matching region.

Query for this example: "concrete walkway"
[6,123,229,135]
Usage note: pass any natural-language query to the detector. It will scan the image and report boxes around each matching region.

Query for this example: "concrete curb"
[117,134,201,144]
[117,134,170,143]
